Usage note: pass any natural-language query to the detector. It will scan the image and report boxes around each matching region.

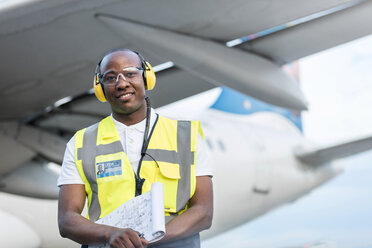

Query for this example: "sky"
[202,34,372,248]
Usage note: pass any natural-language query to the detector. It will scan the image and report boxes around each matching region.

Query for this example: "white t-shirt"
[57,109,212,186]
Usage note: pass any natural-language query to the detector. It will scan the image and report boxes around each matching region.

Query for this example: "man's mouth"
[117,92,134,101]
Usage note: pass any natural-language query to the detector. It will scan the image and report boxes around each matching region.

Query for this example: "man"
[58,48,213,248]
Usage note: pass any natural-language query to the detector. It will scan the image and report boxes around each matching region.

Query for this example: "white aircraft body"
[1,0,372,247]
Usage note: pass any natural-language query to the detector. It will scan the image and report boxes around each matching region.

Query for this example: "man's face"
[100,51,146,116]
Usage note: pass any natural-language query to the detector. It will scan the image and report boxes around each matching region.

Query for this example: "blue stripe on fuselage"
[210,87,302,131]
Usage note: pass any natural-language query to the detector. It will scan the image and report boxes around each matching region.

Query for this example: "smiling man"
[57,48,213,248]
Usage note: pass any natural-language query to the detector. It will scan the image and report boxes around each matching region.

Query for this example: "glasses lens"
[102,73,117,85]
[122,67,143,79]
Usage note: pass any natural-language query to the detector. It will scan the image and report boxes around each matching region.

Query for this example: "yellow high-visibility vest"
[75,115,203,222]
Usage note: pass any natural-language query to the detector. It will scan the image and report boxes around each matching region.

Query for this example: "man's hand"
[107,227,149,248]
[58,185,148,247]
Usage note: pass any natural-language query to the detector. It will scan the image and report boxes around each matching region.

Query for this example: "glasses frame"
[99,66,144,86]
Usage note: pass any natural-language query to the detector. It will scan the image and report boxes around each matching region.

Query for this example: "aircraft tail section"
[295,134,372,166]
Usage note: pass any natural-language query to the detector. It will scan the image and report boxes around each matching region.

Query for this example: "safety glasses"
[101,66,143,85]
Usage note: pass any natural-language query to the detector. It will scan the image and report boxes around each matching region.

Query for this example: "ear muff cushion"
[144,61,156,90]
[93,74,107,102]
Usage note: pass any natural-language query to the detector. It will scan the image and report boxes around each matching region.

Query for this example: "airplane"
[1,0,372,247]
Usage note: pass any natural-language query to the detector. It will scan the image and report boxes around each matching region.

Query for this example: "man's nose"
[115,73,130,89]
[116,73,127,83]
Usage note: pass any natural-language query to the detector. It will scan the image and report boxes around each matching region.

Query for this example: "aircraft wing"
[295,134,372,166]
[2,0,372,120]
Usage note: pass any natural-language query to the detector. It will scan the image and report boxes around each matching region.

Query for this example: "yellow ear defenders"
[136,51,156,91]
[93,50,156,102]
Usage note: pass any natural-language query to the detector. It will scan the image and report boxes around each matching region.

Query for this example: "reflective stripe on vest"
[143,120,193,215]
[75,115,201,222]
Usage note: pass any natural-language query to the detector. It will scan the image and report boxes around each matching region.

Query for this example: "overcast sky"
[203,34,372,248]
[301,34,372,143]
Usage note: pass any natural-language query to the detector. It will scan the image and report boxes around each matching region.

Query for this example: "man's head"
[97,49,147,117]
[94,48,156,101]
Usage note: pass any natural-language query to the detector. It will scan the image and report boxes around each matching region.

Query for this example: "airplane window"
[218,140,226,151]
[205,138,213,149]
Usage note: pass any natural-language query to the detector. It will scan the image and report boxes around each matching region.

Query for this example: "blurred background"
[202,34,372,248]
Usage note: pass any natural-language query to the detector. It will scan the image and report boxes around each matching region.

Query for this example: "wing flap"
[241,0,372,64]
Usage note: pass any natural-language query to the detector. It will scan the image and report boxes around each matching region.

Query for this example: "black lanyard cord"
[141,96,151,157]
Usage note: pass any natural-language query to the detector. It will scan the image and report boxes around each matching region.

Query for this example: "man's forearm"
[161,204,212,243]
[155,176,213,244]
[59,211,111,245]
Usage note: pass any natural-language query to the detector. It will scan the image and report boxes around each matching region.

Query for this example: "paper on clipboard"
[89,182,165,248]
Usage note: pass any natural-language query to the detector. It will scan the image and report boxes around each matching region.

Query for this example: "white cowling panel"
[1,160,60,199]
[0,209,40,248]
[0,122,36,175]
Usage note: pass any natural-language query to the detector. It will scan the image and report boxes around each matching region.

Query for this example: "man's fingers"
[128,232,144,248]
[141,238,149,247]
[108,228,145,248]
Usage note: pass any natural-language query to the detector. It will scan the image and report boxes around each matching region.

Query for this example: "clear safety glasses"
[101,66,144,85]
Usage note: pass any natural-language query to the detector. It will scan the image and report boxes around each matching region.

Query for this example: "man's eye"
[125,72,136,78]
[104,75,116,82]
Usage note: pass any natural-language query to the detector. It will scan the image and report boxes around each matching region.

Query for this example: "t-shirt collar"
[111,108,156,133]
